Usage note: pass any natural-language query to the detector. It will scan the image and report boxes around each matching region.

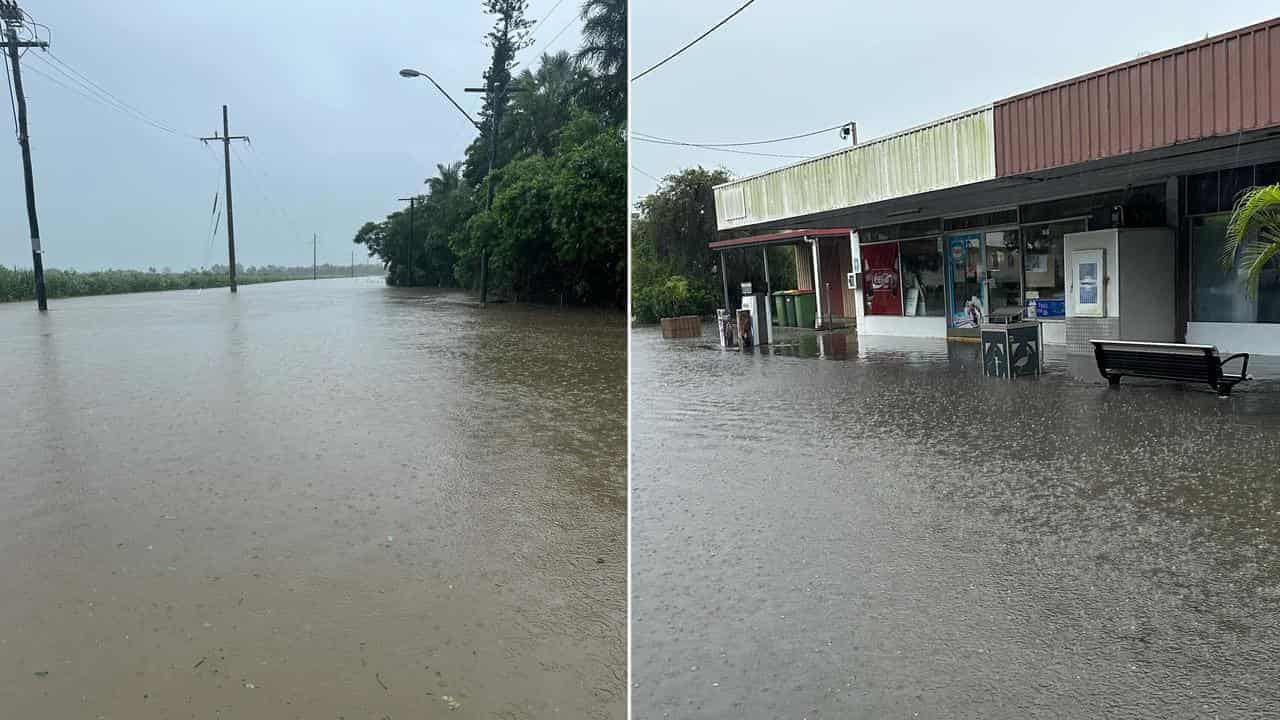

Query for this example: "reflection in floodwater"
[0,278,625,720]
[633,322,1280,718]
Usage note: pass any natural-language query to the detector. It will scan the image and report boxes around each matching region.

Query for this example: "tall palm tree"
[425,161,464,198]
[576,0,625,123]
[505,51,587,156]
[1222,183,1280,295]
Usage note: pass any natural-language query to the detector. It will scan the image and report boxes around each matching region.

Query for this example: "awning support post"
[720,250,731,312]
[808,237,824,330]
[762,247,772,296]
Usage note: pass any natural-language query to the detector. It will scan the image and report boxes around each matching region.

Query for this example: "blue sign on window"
[1034,299,1065,318]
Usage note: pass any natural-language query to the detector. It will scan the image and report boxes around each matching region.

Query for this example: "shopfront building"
[711,16,1280,354]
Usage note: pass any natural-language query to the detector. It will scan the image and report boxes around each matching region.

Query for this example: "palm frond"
[1221,183,1280,268]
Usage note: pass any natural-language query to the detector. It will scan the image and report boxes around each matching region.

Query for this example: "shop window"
[860,242,901,316]
[1258,162,1280,187]
[1191,214,1280,324]
[1218,166,1256,212]
[985,230,1023,317]
[1021,220,1085,317]
[898,238,944,317]
[1187,171,1219,215]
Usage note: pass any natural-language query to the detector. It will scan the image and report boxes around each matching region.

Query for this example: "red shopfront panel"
[861,242,902,316]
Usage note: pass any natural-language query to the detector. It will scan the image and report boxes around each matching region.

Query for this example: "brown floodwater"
[0,277,625,719]
[632,324,1280,719]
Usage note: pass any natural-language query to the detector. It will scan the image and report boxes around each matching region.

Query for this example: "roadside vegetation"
[631,167,794,324]
[353,0,626,308]
[0,264,384,303]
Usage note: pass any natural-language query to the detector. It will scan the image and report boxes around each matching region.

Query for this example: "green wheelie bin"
[793,291,817,329]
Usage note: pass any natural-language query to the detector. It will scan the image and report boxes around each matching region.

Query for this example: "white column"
[849,230,866,335]
[809,237,823,330]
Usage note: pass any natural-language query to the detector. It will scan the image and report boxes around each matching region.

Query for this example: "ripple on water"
[632,323,1280,719]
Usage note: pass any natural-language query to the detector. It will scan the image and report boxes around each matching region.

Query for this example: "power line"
[238,143,299,236]
[536,14,577,56]
[2,53,16,138]
[632,0,758,82]
[530,0,569,39]
[633,123,847,148]
[632,134,808,159]
[33,50,179,134]
[631,164,662,183]
[45,50,186,135]
[23,53,183,137]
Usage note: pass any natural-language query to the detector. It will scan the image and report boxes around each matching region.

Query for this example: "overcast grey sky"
[631,0,1274,205]
[0,0,582,271]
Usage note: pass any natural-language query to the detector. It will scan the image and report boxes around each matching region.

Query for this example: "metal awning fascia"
[708,228,852,251]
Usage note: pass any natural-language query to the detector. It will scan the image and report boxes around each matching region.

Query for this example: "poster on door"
[860,243,901,316]
[947,234,984,328]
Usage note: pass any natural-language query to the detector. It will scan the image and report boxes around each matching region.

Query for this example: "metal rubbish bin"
[792,291,817,329]
[981,320,1042,379]
[771,292,786,326]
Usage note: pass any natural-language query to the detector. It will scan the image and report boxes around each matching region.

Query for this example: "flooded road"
[632,325,1280,718]
[0,278,625,719]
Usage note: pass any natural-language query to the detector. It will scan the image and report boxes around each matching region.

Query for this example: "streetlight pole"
[399,67,526,307]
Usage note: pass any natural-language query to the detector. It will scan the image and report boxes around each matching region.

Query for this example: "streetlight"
[399,67,528,308]
[398,68,482,130]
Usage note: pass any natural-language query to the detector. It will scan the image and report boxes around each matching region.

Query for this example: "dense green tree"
[577,0,626,123]
[551,120,626,306]
[631,166,794,322]
[635,167,731,279]
[350,1,626,309]
[502,52,591,158]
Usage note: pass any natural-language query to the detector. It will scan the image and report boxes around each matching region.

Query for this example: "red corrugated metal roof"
[995,16,1280,176]
[709,228,852,250]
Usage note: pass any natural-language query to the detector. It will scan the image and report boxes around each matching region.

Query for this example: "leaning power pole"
[199,106,249,292]
[312,233,317,280]
[1,1,49,310]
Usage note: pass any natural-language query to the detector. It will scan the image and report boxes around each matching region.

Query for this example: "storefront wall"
[849,233,949,339]
[1182,162,1280,353]
[843,185,1176,345]
[1186,323,1280,354]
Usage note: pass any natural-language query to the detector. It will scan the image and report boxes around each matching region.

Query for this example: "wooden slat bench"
[1090,339,1251,397]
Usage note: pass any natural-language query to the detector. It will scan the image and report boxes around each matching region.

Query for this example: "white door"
[1070,249,1106,317]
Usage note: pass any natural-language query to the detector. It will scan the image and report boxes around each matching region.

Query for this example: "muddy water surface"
[0,278,625,719]
[632,325,1280,718]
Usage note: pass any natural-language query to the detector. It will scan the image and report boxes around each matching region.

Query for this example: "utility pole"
[199,106,249,292]
[464,78,527,308]
[481,92,496,308]
[350,250,354,278]
[467,77,504,309]
[399,67,525,307]
[397,196,416,286]
[2,1,49,310]
[312,233,317,280]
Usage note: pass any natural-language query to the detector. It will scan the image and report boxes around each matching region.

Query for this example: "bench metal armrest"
[1220,352,1250,378]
